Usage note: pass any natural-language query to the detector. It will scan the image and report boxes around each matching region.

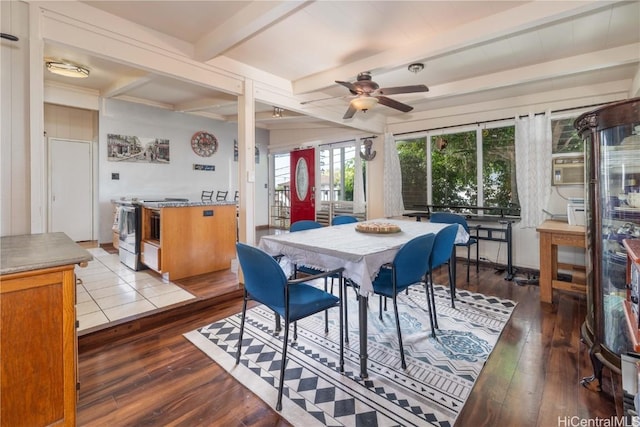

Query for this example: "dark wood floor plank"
[78,248,618,427]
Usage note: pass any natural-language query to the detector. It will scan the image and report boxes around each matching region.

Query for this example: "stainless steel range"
[118,201,143,270]
[116,197,188,270]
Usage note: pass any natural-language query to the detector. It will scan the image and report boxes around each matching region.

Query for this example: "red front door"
[290,148,315,225]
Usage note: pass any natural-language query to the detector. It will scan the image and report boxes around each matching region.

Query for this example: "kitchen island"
[1,233,92,427]
[138,200,236,280]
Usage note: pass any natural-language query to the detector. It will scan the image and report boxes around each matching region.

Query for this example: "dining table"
[258,218,469,378]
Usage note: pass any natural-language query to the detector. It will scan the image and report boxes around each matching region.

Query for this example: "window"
[319,144,357,202]
[398,123,520,215]
[482,126,518,208]
[271,153,290,228]
[397,138,427,208]
[317,142,366,224]
[552,117,583,154]
[431,130,477,207]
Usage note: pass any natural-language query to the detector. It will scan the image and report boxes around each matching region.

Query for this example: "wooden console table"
[536,220,586,303]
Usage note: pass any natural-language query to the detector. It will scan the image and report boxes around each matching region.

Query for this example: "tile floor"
[75,247,196,332]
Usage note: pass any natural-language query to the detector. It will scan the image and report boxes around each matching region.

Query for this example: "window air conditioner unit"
[552,155,584,186]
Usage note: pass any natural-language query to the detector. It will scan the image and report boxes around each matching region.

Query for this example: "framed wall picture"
[107,134,170,163]
[233,139,260,164]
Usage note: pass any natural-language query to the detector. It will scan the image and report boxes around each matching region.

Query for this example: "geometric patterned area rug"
[184,284,516,427]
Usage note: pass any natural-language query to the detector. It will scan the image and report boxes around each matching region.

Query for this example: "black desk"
[404,210,516,281]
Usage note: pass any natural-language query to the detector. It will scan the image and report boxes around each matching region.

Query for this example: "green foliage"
[397,126,520,211]
[552,118,584,154]
[482,126,519,208]
[343,158,354,201]
[337,157,365,202]
[431,131,477,206]
[397,139,427,208]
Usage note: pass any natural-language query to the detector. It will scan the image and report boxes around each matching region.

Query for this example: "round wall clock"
[191,131,218,157]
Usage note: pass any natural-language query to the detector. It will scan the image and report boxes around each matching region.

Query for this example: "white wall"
[1,0,30,236]
[98,98,269,243]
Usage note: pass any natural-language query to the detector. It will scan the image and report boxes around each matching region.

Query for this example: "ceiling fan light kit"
[351,96,378,112]
[45,60,90,78]
[335,71,429,119]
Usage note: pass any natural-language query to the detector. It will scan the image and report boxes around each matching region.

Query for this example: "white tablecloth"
[258,218,469,296]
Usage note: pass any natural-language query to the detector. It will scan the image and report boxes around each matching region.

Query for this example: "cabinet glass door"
[599,124,640,354]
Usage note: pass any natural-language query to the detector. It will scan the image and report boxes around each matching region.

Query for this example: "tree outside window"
[552,117,584,154]
[397,138,427,209]
[431,130,477,208]
[397,125,520,215]
[482,126,519,209]
[320,145,359,202]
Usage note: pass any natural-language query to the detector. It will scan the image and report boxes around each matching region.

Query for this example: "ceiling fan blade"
[376,96,413,113]
[336,80,359,94]
[378,84,429,95]
[343,104,357,119]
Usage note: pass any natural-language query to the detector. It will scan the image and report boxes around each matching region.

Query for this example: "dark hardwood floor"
[77,250,619,426]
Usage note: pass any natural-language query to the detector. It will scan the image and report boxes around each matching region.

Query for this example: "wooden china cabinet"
[574,97,640,392]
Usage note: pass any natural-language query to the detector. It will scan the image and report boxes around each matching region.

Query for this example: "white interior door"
[49,138,93,241]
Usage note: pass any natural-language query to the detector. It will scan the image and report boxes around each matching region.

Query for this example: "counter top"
[1,232,93,275]
[140,201,236,208]
[111,198,236,209]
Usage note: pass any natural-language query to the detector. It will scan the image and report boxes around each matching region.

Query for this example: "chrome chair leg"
[391,295,406,369]
[324,277,329,333]
[276,321,290,411]
[466,244,471,283]
[428,271,439,330]
[423,278,437,338]
[338,277,345,372]
[236,296,249,364]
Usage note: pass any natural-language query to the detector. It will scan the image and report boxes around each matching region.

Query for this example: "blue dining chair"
[235,242,344,411]
[330,215,359,334]
[289,220,323,233]
[430,212,478,282]
[331,215,358,225]
[425,224,459,330]
[371,233,436,369]
[289,220,334,334]
[289,219,324,277]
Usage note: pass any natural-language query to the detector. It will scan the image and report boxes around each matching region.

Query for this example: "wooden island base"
[141,203,236,281]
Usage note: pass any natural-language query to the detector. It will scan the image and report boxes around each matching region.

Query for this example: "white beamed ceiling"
[35,0,640,133]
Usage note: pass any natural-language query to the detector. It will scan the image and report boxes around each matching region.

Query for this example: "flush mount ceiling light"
[350,95,378,112]
[45,60,90,78]
[408,63,424,74]
[272,107,284,118]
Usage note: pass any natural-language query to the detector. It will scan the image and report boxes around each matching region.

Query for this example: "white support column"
[237,79,256,245]
[29,3,46,233]
[366,136,384,219]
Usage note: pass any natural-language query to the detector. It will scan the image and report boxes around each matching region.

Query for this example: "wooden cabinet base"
[1,265,77,427]
[141,205,236,280]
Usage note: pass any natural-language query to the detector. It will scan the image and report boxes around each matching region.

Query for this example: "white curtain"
[353,140,366,213]
[383,132,404,217]
[515,112,552,228]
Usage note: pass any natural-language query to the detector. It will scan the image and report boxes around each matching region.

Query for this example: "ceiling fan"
[303,71,429,119]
